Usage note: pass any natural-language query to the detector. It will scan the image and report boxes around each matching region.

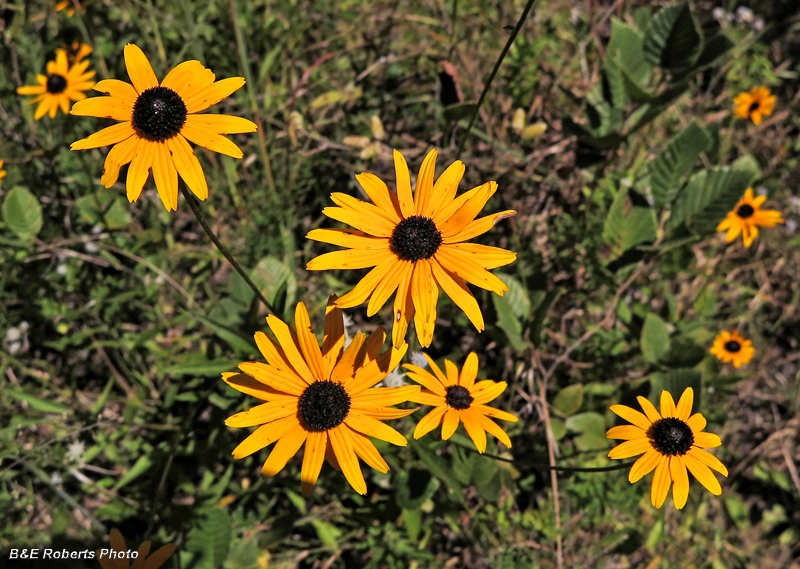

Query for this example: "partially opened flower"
[404,352,517,452]
[717,188,783,247]
[97,528,175,569]
[307,148,516,347]
[55,0,89,16]
[709,330,755,368]
[733,86,775,125]
[70,43,256,211]
[0,161,6,185]
[17,49,95,119]
[224,298,419,496]
[67,42,93,63]
[607,388,727,510]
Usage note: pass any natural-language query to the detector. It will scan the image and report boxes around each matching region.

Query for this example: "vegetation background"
[1,0,799,567]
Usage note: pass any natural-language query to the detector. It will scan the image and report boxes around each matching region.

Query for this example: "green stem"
[180,186,275,313]
[455,0,538,158]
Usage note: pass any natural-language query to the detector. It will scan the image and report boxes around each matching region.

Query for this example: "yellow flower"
[68,42,93,63]
[224,298,419,496]
[17,49,95,120]
[404,352,517,452]
[97,528,175,569]
[0,160,6,185]
[709,330,755,368]
[306,148,517,347]
[733,86,776,125]
[607,388,727,510]
[70,44,256,211]
[716,188,783,247]
[55,0,88,16]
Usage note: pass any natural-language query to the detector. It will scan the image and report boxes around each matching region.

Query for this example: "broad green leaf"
[643,3,703,75]
[402,508,423,541]
[3,186,42,240]
[565,412,607,451]
[640,313,670,363]
[601,189,657,262]
[311,519,342,550]
[250,256,297,308]
[224,535,260,569]
[694,33,734,70]
[649,368,702,411]
[662,336,706,368]
[492,274,530,352]
[670,167,753,234]
[650,121,712,207]
[553,384,584,415]
[607,19,650,86]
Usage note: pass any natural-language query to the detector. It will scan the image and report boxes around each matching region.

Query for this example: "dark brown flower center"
[131,86,187,141]
[445,385,473,410]
[748,101,760,113]
[736,204,755,219]
[647,417,694,456]
[390,215,442,262]
[298,380,351,431]
[46,74,68,94]
[724,340,741,353]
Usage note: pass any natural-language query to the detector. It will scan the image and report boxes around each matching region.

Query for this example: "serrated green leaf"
[608,19,650,86]
[186,508,233,569]
[643,3,703,74]
[650,121,712,207]
[670,167,753,234]
[601,189,658,262]
[3,186,42,240]
[553,384,584,415]
[641,313,670,363]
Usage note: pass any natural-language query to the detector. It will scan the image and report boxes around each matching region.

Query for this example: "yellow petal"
[351,431,389,473]
[446,210,516,243]
[413,148,437,216]
[683,451,722,495]
[70,96,132,121]
[650,457,671,508]
[660,390,677,418]
[435,247,509,294]
[93,79,138,103]
[230,415,297,459]
[367,258,411,316]
[608,437,652,459]
[437,182,497,238]
[460,408,487,453]
[694,432,723,448]
[675,387,694,421]
[293,302,324,381]
[426,159,465,218]
[441,408,461,440]
[166,134,208,200]
[184,113,257,134]
[321,206,397,237]
[687,412,707,434]
[606,425,646,440]
[184,77,246,114]
[628,449,660,483]
[333,255,399,308]
[124,44,159,93]
[355,172,403,222]
[329,425,366,494]
[306,248,392,271]
[126,140,156,203]
[393,149,415,218]
[448,243,517,270]
[472,411,513,448]
[636,396,661,423]
[160,60,215,100]
[413,405,447,439]
[670,455,690,509]
[459,352,479,389]
[260,423,307,477]
[687,447,728,476]
[225,399,298,427]
[609,404,651,430]
[307,227,387,250]
[265,313,315,384]
[403,366,447,396]
[180,119,244,158]
[300,431,327,497]
[344,412,407,446]
[151,142,178,211]
[71,122,137,150]
[430,257,484,331]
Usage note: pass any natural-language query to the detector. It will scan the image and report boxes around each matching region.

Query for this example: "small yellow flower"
[68,42,93,63]
[717,188,783,247]
[733,86,775,125]
[709,330,755,368]
[97,528,175,569]
[607,388,727,510]
[17,49,95,119]
[0,160,6,186]
[404,352,518,452]
[55,0,88,16]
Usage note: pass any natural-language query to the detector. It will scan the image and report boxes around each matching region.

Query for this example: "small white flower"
[56,263,68,276]
[736,6,754,22]
[712,7,726,21]
[67,441,86,463]
[380,370,406,388]
[50,472,63,485]
[410,351,428,369]
[785,220,797,234]
[84,242,99,254]
[756,186,769,197]
[753,17,764,30]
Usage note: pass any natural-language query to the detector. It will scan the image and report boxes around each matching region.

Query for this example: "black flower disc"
[131,86,188,141]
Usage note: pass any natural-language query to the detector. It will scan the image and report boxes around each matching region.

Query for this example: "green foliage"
[3,186,43,240]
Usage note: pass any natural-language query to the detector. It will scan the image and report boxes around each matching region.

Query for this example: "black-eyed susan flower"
[0,161,6,185]
[224,298,419,496]
[70,44,256,211]
[306,148,516,347]
[97,528,175,569]
[717,188,784,247]
[733,86,775,125]
[17,49,95,120]
[709,330,755,368]
[404,352,517,452]
[607,388,727,510]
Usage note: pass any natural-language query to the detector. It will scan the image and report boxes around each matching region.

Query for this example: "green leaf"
[650,120,712,207]
[196,315,256,356]
[530,288,564,346]
[186,508,233,569]
[402,508,423,541]
[662,336,706,368]
[395,467,440,510]
[492,274,530,352]
[649,369,702,411]
[565,412,607,451]
[411,439,465,504]
[311,519,342,550]
[224,535,260,569]
[553,384,584,415]
[74,190,132,229]
[608,19,650,86]
[601,189,658,262]
[161,357,240,376]
[3,388,71,414]
[3,186,42,240]
[250,256,297,309]
[670,167,753,234]
[640,313,670,363]
[112,455,153,491]
[643,3,703,75]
